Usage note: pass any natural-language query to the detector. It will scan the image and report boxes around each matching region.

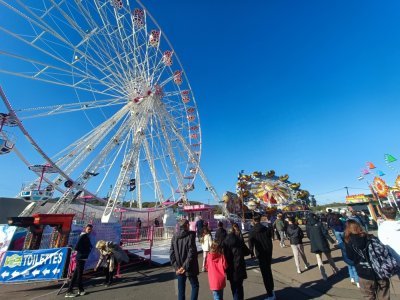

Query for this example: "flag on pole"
[376,170,385,177]
[384,154,397,163]
[362,169,370,175]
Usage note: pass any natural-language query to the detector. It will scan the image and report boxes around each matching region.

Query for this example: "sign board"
[0,247,69,283]
[346,194,370,204]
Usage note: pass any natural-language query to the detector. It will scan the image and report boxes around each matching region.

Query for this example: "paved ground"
[1,237,399,300]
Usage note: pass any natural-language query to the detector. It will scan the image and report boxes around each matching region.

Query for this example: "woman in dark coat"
[306,214,339,280]
[223,224,249,300]
[344,220,390,299]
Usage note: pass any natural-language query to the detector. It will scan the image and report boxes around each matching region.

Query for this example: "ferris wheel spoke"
[102,100,153,222]
[1,1,129,91]
[142,137,165,203]
[54,105,131,174]
[156,112,187,201]
[50,112,133,213]
[16,97,126,120]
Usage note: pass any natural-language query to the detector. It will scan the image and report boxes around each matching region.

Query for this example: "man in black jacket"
[248,214,275,300]
[214,221,227,244]
[65,224,93,298]
[170,219,199,300]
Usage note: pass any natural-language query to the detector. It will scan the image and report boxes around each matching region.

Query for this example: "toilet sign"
[0,247,69,283]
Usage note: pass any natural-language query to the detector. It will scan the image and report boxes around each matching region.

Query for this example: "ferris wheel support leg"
[19,202,38,217]
[159,116,187,204]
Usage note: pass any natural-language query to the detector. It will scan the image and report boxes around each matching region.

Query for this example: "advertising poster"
[0,225,17,264]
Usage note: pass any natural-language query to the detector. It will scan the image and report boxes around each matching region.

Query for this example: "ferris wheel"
[0,0,220,222]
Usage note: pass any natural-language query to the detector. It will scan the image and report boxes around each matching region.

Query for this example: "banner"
[0,247,69,283]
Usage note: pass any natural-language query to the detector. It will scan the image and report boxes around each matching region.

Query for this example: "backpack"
[365,237,399,280]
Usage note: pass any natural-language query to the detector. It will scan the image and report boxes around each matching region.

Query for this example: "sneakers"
[78,291,87,296]
[264,291,276,300]
[65,293,77,298]
[304,263,310,270]
[332,267,339,275]
[297,269,301,274]
[350,278,355,284]
[356,282,360,288]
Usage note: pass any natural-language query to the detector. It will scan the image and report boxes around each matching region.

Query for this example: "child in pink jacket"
[206,241,228,300]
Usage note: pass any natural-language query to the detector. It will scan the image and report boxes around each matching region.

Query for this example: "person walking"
[206,241,228,300]
[223,223,250,300]
[248,214,275,300]
[170,219,199,300]
[306,214,339,281]
[136,217,142,229]
[200,227,212,272]
[274,213,286,247]
[345,220,390,299]
[286,216,310,274]
[65,224,93,298]
[214,221,227,245]
[94,240,116,287]
[378,206,400,266]
[195,216,204,242]
[331,214,360,287]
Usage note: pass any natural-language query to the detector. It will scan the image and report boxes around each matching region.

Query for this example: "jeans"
[278,230,286,246]
[229,279,244,300]
[212,290,224,300]
[177,274,199,300]
[335,231,359,283]
[68,259,86,292]
[347,265,359,283]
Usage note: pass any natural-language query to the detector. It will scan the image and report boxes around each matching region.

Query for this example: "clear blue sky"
[1,0,400,205]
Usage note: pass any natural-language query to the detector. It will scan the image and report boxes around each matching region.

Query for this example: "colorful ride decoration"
[227,170,312,214]
[395,175,400,190]
[373,177,389,197]
[222,191,242,216]
[346,194,371,204]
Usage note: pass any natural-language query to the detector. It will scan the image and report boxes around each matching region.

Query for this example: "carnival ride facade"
[223,170,312,217]
[0,0,221,224]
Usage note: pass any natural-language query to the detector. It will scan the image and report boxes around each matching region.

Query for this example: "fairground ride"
[0,0,221,222]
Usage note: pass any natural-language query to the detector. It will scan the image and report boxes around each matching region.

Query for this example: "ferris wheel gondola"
[0,113,17,155]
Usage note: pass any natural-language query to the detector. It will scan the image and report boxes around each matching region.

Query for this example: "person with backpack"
[286,217,310,274]
[206,240,228,300]
[345,219,397,300]
[274,213,286,248]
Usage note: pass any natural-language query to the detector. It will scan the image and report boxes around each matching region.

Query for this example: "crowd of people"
[170,215,276,300]
[63,207,399,300]
[170,206,399,300]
